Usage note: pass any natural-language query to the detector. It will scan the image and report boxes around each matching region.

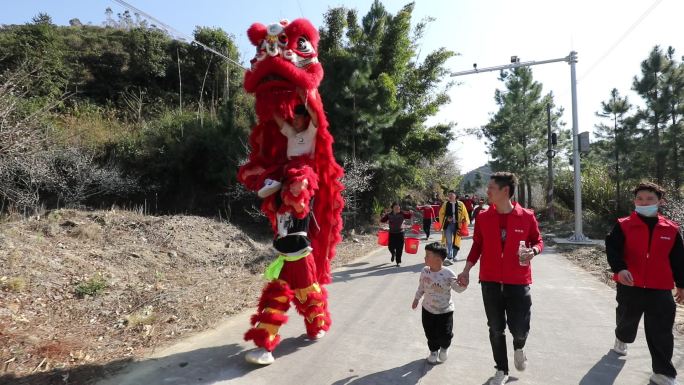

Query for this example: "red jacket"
[614,213,679,290]
[467,202,543,285]
[418,205,436,219]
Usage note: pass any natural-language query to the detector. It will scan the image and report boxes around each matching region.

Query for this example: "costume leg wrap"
[244,280,293,351]
[293,284,331,338]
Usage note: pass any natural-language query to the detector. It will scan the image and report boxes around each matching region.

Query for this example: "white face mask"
[635,204,658,217]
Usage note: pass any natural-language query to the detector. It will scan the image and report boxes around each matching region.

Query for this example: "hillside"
[0,209,377,383]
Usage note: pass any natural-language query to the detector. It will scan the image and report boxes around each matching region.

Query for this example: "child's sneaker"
[438,347,449,362]
[650,373,679,385]
[245,348,274,365]
[257,178,281,198]
[488,370,509,385]
[426,350,439,364]
[612,337,627,356]
[514,348,527,371]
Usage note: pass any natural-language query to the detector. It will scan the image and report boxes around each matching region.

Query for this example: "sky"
[3,0,683,172]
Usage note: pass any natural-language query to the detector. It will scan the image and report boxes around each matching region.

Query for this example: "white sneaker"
[488,370,509,385]
[650,373,679,385]
[257,178,281,198]
[612,337,628,356]
[245,348,275,365]
[427,350,439,364]
[514,348,527,371]
[443,258,453,266]
[438,347,449,362]
[314,330,326,339]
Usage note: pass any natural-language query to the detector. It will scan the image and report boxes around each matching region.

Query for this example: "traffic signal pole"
[451,51,588,242]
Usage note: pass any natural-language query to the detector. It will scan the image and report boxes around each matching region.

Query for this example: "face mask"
[635,204,658,217]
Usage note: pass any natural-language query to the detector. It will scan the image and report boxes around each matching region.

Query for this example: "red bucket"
[411,224,421,234]
[432,221,442,231]
[460,222,470,236]
[405,237,420,254]
[377,230,389,246]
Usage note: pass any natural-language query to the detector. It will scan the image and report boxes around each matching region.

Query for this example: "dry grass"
[0,208,380,381]
[1,276,27,292]
[68,223,102,241]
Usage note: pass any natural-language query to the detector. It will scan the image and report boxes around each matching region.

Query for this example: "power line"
[110,0,247,71]
[578,0,663,81]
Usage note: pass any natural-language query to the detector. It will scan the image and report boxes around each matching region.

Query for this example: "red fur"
[256,281,293,313]
[247,23,267,46]
[251,311,289,326]
[244,328,281,352]
[284,19,320,52]
[240,18,344,353]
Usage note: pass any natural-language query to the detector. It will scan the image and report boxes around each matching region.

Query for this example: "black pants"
[481,281,532,374]
[423,218,432,238]
[421,307,454,352]
[388,232,404,264]
[615,284,677,378]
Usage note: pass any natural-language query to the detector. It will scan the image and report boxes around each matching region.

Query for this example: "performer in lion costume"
[237,18,344,365]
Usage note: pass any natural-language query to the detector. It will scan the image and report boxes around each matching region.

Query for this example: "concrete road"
[99,233,683,385]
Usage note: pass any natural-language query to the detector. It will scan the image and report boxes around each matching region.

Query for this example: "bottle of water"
[518,240,529,266]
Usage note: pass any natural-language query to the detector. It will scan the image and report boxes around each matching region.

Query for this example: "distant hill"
[459,164,491,195]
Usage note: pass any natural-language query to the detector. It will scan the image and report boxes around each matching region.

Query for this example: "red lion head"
[244,19,323,99]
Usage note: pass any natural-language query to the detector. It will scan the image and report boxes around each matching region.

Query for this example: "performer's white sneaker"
[314,330,326,339]
[427,350,439,364]
[245,348,274,365]
[257,178,281,198]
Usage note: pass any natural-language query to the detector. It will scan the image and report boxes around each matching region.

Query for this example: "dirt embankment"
[0,209,378,384]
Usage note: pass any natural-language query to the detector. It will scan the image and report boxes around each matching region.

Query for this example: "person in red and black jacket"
[457,172,543,385]
[417,201,437,240]
[380,202,413,267]
[605,182,684,385]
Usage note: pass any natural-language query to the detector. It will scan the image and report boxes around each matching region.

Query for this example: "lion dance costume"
[237,18,344,365]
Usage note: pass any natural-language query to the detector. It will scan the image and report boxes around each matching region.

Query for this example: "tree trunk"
[526,180,532,208]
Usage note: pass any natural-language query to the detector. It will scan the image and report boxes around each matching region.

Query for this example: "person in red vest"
[605,182,684,385]
[457,172,543,385]
[417,201,437,240]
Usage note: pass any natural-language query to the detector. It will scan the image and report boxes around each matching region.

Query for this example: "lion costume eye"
[296,36,313,54]
[278,33,288,46]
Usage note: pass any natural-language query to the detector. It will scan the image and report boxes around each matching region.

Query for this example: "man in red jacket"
[605,182,684,385]
[457,172,543,385]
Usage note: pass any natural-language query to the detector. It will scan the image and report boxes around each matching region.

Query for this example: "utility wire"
[110,0,247,71]
[578,0,662,81]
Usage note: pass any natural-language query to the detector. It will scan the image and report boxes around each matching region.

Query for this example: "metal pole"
[451,57,568,77]
[547,103,555,222]
[568,51,587,241]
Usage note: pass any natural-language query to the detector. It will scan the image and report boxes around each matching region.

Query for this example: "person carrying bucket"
[380,202,413,267]
[439,191,470,265]
[417,201,437,240]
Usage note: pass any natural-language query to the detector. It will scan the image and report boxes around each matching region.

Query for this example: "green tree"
[594,88,631,213]
[632,45,669,185]
[481,67,565,207]
[318,1,456,209]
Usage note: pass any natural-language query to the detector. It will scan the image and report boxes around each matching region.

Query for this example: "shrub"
[74,274,107,297]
